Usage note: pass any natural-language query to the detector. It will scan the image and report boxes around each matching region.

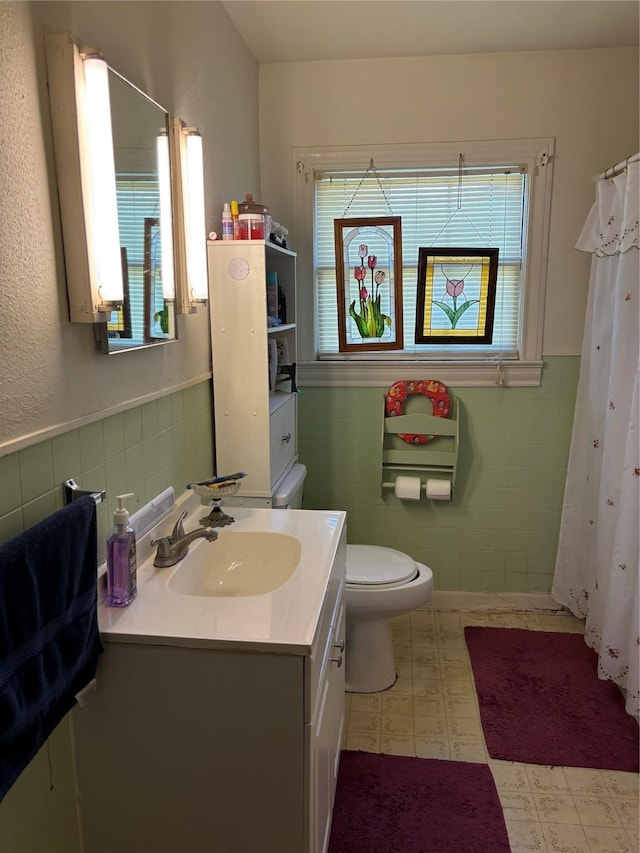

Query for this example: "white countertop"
[98,491,346,655]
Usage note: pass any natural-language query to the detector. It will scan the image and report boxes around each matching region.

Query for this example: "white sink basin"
[168,531,302,597]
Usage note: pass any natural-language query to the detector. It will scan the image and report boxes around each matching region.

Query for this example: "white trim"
[297,360,542,388]
[0,372,212,458]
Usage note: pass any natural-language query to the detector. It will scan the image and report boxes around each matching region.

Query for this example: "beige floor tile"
[626,825,640,851]
[348,710,381,734]
[410,647,439,665]
[613,798,640,829]
[533,792,581,823]
[385,675,413,695]
[505,819,548,853]
[541,821,591,853]
[412,695,446,716]
[440,662,472,681]
[563,767,608,797]
[411,678,444,697]
[526,765,570,794]
[444,696,479,717]
[413,715,447,739]
[348,692,382,713]
[381,713,414,737]
[438,647,469,665]
[485,613,515,628]
[442,678,476,698]
[500,791,539,821]
[573,796,623,828]
[409,631,437,648]
[380,734,415,756]
[411,661,441,680]
[381,693,413,715]
[583,825,637,853]
[459,612,488,627]
[446,715,484,740]
[490,763,532,793]
[450,738,487,763]
[395,660,412,678]
[393,643,411,662]
[602,770,640,799]
[435,634,466,649]
[345,730,381,752]
[414,737,450,760]
[410,610,435,629]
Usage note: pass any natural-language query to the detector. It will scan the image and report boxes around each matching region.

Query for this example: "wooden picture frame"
[415,247,498,345]
[334,216,403,352]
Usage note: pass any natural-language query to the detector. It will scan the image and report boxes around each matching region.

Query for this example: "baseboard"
[421,591,565,612]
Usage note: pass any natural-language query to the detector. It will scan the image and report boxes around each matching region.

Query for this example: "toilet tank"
[272,463,307,509]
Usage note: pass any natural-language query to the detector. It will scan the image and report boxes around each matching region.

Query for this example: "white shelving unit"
[208,239,297,506]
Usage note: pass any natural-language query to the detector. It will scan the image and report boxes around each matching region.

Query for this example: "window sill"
[297,359,543,388]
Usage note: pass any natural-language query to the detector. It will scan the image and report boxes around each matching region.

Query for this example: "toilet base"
[345,617,397,693]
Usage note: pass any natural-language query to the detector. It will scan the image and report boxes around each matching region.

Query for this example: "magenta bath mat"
[464,627,639,772]
[328,751,510,853]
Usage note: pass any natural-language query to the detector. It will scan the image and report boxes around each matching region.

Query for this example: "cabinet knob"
[282,432,292,443]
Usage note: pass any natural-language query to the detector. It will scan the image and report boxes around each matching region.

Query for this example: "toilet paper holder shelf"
[380,395,459,498]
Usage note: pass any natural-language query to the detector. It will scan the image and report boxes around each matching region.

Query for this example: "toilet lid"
[346,545,417,586]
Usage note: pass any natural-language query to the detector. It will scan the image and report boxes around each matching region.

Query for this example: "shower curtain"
[552,160,639,722]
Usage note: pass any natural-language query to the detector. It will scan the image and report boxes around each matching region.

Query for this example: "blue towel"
[0,496,103,801]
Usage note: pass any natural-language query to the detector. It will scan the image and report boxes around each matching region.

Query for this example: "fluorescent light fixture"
[157,131,176,301]
[169,117,208,313]
[184,131,208,303]
[45,33,124,321]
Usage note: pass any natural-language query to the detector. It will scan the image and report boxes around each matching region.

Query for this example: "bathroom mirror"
[97,68,177,353]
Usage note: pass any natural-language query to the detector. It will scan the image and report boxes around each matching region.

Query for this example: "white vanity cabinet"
[72,520,346,853]
[208,240,298,505]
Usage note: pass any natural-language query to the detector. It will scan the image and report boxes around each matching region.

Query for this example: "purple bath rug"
[328,751,510,853]
[464,627,639,772]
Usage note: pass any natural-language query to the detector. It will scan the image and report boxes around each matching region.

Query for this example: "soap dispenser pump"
[106,493,137,607]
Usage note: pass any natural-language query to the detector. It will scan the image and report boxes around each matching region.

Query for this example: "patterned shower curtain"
[552,160,639,721]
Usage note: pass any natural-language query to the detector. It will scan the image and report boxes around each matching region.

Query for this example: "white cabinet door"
[310,592,346,853]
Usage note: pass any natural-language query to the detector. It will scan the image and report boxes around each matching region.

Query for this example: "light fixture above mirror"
[45,32,207,348]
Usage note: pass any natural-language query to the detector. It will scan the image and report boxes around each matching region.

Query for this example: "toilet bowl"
[345,545,433,693]
[270,468,432,693]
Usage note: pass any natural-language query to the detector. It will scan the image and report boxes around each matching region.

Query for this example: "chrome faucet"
[151,511,218,568]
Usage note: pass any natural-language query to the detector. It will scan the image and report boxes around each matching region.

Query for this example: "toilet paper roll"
[425,479,452,500]
[394,476,421,501]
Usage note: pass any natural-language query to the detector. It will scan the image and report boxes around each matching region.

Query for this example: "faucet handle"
[168,510,188,544]
[150,536,172,558]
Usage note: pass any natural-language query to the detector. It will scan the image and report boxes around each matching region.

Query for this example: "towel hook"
[63,478,106,506]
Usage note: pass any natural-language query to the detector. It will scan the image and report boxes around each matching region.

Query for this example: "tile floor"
[342,609,640,853]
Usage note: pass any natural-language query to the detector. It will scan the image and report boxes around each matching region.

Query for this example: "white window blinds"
[314,166,527,360]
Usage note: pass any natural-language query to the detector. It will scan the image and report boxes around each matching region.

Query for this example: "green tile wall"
[0,381,214,561]
[298,357,579,594]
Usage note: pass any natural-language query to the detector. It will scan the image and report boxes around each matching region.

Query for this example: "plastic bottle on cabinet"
[106,493,137,607]
[221,203,233,241]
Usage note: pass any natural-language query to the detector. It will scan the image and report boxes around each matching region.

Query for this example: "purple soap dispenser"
[106,493,137,607]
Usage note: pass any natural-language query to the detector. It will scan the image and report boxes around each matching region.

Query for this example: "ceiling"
[221,0,639,64]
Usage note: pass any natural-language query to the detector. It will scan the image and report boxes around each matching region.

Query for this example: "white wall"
[258,48,639,356]
[0,0,259,452]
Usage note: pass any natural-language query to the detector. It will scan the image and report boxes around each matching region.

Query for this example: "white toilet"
[271,466,433,693]
[345,545,433,693]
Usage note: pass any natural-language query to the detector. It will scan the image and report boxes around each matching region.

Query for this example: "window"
[294,139,554,386]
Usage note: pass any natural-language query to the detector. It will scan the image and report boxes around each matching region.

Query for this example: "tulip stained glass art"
[415,247,498,345]
[334,216,403,352]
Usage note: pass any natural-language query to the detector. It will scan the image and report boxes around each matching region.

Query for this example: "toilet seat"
[346,545,418,590]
